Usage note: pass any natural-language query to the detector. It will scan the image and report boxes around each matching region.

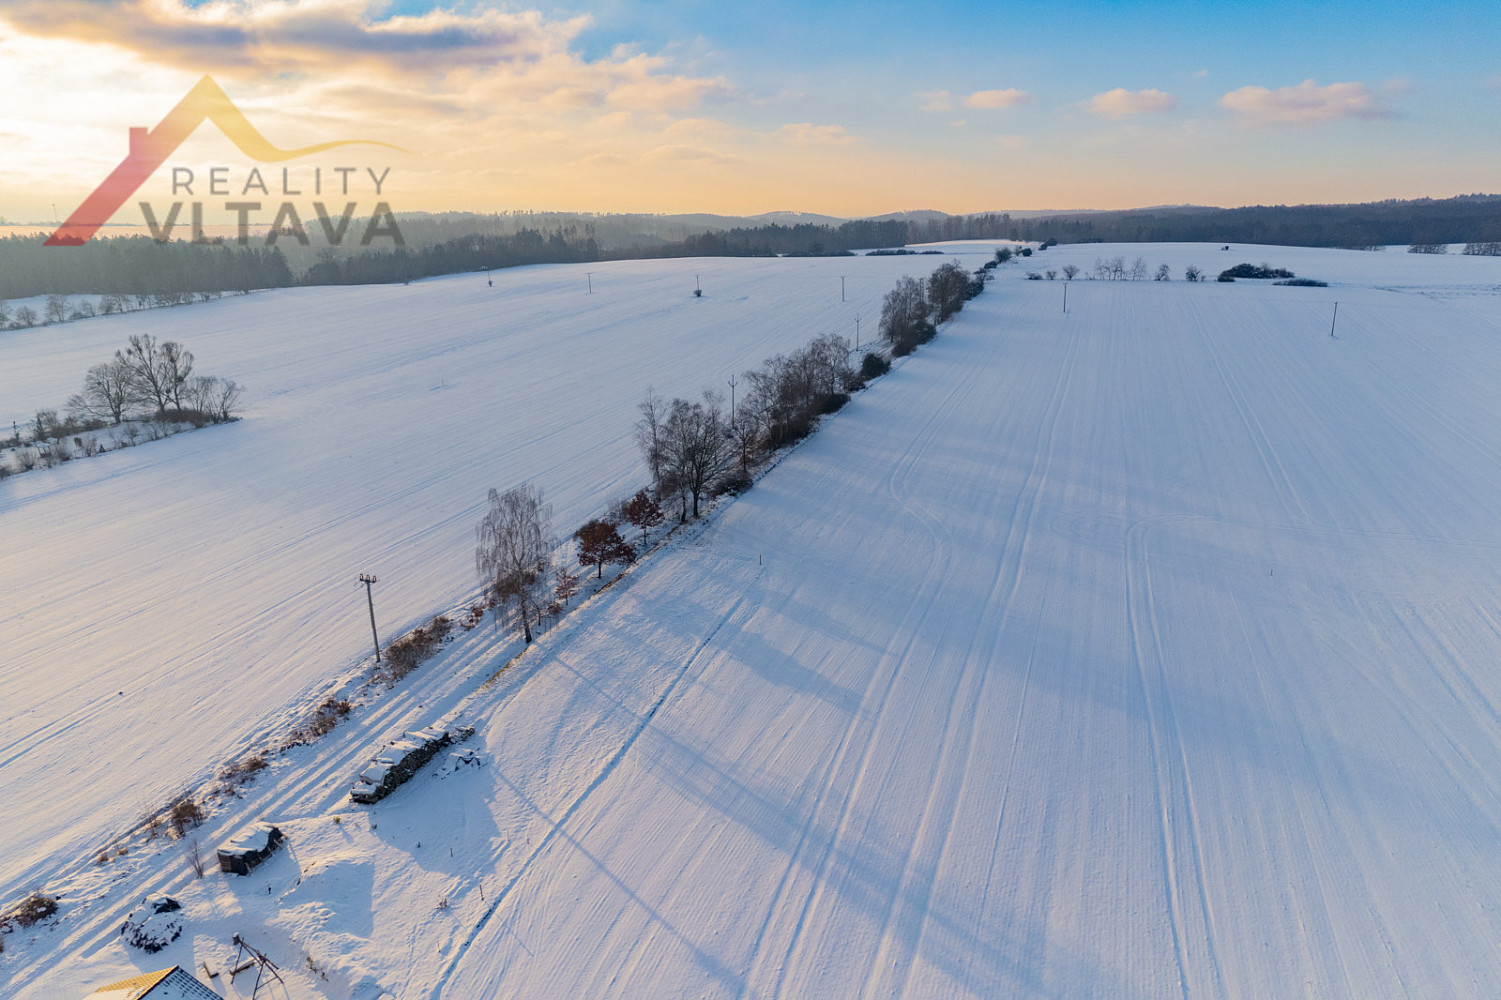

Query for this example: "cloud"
[964,88,1030,109]
[1192,69,1209,79]
[918,89,953,113]
[1085,88,1178,118]
[1220,79,1392,126]
[775,122,855,146]
[0,0,574,71]
[0,0,731,112]
[642,144,736,167]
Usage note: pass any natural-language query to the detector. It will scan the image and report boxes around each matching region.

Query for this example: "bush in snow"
[167,796,205,838]
[623,489,664,548]
[713,469,753,497]
[574,519,635,579]
[120,895,182,953]
[285,697,352,746]
[1218,262,1294,280]
[6,891,58,928]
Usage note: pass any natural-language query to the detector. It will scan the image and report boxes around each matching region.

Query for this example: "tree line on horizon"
[0,215,1005,299]
[1021,194,1501,249]
[6,194,1500,302]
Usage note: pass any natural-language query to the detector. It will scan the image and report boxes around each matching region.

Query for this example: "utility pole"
[586,272,593,294]
[359,574,380,662]
[841,276,846,302]
[1063,283,1068,314]
[727,374,737,430]
[1329,301,1339,338]
[855,315,860,351]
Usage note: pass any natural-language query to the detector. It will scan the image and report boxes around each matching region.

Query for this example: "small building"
[215,822,284,876]
[349,726,465,804]
[89,965,219,999]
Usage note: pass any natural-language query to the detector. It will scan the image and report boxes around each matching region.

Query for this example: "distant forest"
[2,196,1498,300]
[0,215,1004,298]
[1018,194,1501,248]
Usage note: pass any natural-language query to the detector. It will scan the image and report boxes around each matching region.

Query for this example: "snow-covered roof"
[221,821,277,855]
[358,760,394,784]
[89,965,218,999]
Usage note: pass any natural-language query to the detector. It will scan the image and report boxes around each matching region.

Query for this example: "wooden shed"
[215,822,284,876]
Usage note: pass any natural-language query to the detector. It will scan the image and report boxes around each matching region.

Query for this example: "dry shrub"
[292,697,352,745]
[374,614,452,686]
[8,891,59,928]
[220,753,269,786]
[168,797,205,838]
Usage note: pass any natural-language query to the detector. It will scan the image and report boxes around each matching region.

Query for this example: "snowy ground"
[7,242,1501,998]
[0,248,983,967]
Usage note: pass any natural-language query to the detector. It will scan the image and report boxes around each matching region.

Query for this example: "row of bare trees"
[2,334,245,478]
[64,334,243,427]
[472,483,666,645]
[471,332,868,645]
[0,292,226,331]
[879,261,987,356]
[471,262,996,647]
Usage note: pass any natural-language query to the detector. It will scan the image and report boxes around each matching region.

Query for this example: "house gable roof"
[89,965,219,999]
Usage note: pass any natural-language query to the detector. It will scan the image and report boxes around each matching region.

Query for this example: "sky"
[0,0,1498,224]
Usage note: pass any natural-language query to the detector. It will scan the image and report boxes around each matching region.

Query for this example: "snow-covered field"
[7,242,1501,998]
[0,250,973,913]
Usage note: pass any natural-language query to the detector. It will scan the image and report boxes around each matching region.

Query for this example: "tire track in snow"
[1191,297,1314,527]
[753,334,986,998]
[1124,517,1227,1000]
[859,303,1083,998]
[428,585,757,999]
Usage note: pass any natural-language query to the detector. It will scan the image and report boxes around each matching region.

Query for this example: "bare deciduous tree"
[661,394,731,521]
[635,390,669,493]
[475,483,553,644]
[70,359,137,424]
[1061,264,1080,281]
[879,275,932,356]
[926,261,971,323]
[183,375,244,422]
[117,335,171,413]
[159,341,195,410]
